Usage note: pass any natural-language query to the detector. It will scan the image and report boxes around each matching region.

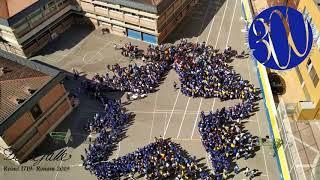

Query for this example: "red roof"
[134,0,163,6]
[0,0,38,19]
[0,57,51,122]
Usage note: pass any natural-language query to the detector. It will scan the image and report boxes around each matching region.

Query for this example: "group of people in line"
[81,99,129,169]
[79,39,264,179]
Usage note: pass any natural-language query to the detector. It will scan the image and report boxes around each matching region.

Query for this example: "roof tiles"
[0,57,51,123]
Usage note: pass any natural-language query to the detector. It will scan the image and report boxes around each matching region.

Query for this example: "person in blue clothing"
[234,164,240,174]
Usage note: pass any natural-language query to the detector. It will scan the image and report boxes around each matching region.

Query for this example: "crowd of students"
[81,99,129,168]
[173,40,256,100]
[81,61,170,97]
[119,42,144,59]
[80,39,264,179]
[81,97,213,179]
[198,102,260,179]
[88,138,213,179]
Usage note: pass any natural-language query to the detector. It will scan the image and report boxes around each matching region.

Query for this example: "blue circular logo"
[248,6,313,70]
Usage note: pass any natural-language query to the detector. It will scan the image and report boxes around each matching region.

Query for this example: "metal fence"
[276,98,305,180]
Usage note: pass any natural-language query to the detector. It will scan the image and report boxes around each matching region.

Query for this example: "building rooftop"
[132,0,163,6]
[0,49,65,135]
[99,0,173,14]
[0,0,38,19]
[0,57,51,123]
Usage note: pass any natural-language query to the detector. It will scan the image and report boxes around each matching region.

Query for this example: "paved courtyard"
[0,0,281,180]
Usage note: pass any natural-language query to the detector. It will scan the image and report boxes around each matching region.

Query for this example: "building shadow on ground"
[33,19,94,57]
[27,61,129,162]
[164,0,227,44]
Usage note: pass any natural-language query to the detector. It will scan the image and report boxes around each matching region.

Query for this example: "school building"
[0,50,73,164]
[271,0,320,121]
[78,0,199,44]
[0,0,199,58]
[0,0,81,58]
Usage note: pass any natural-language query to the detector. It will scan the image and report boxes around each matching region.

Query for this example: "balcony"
[109,10,124,21]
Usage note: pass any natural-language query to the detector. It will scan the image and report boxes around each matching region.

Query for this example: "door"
[142,33,157,44]
[127,29,142,40]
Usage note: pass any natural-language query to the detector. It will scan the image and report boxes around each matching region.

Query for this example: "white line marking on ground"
[225,0,238,48]
[189,12,214,137]
[82,51,102,65]
[116,142,121,158]
[177,98,191,139]
[157,109,188,112]
[163,91,180,138]
[243,119,258,123]
[244,18,269,178]
[209,0,229,114]
[247,58,252,80]
[69,164,83,167]
[171,138,201,141]
[206,14,216,43]
[163,112,168,137]
[196,0,212,43]
[191,99,203,139]
[293,136,319,153]
[80,41,110,70]
[55,32,92,62]
[149,92,158,143]
[255,115,270,180]
[211,98,216,112]
[214,0,229,49]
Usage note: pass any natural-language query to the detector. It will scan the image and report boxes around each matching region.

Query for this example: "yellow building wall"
[298,106,317,119]
[296,0,320,119]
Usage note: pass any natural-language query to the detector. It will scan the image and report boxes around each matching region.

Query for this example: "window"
[317,34,320,50]
[57,0,66,7]
[48,1,55,8]
[306,58,312,72]
[295,67,304,85]
[28,9,41,19]
[44,0,56,13]
[302,85,311,101]
[30,13,43,24]
[306,58,319,87]
[12,18,27,29]
[310,67,319,87]
[30,104,43,120]
[313,73,319,87]
[302,7,306,19]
